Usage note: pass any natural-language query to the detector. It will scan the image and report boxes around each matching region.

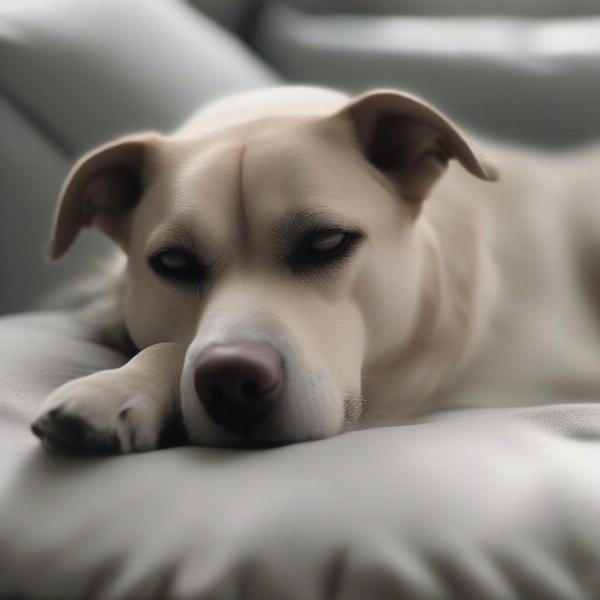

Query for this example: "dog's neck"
[361,185,492,426]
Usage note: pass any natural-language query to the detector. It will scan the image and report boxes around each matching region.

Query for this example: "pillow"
[1,311,600,599]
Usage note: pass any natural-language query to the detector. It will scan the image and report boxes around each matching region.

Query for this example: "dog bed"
[1,310,600,599]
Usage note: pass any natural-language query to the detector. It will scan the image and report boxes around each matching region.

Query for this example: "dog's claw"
[31,410,120,454]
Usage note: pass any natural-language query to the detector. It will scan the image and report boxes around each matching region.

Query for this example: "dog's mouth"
[177,388,364,449]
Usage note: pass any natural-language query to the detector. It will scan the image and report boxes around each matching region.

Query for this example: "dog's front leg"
[32,343,186,454]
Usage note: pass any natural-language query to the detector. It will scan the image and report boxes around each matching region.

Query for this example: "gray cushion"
[2,311,600,599]
[0,0,276,155]
[266,0,600,17]
[255,4,600,146]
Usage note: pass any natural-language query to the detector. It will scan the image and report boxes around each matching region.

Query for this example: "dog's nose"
[194,342,283,434]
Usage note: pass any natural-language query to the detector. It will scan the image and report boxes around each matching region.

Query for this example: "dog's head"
[48,88,496,446]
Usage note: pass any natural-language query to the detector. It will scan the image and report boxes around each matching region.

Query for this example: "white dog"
[31,86,600,452]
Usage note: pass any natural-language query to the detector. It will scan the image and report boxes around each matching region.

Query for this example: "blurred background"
[1,0,600,315]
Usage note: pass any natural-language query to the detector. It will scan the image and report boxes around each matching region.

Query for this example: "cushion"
[0,0,276,155]
[2,311,600,599]
[268,0,600,17]
[255,4,600,146]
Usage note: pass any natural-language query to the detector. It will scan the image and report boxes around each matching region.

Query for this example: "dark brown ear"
[47,132,164,260]
[336,90,498,203]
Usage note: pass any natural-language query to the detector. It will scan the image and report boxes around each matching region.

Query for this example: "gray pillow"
[2,311,600,599]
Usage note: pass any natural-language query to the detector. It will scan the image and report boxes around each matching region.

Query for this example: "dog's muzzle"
[194,341,283,434]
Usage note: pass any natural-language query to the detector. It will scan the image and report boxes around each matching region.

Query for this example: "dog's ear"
[47,132,164,260]
[336,90,498,203]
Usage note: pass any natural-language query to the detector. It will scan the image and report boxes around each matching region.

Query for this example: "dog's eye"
[309,231,348,253]
[148,250,206,288]
[287,228,362,273]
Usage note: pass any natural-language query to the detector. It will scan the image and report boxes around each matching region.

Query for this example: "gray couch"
[2,2,600,598]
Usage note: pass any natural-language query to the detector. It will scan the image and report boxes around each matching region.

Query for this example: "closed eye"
[148,248,207,290]
[285,228,363,274]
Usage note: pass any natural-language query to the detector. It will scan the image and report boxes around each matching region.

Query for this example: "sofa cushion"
[1,311,600,599]
[0,0,277,155]
[255,4,600,146]
[265,0,600,17]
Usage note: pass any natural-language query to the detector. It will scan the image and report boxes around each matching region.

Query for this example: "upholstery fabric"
[1,312,600,599]
[0,0,276,155]
[255,4,600,146]
[264,0,600,17]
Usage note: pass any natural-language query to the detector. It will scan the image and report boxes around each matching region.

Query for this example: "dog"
[31,85,600,453]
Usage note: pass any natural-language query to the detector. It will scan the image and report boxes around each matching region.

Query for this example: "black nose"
[194,342,283,434]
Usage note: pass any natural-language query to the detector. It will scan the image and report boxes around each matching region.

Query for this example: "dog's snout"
[194,342,283,434]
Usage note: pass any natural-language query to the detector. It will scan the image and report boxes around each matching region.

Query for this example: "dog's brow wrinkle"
[237,143,251,251]
[150,222,200,250]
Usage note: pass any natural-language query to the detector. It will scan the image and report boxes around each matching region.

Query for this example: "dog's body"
[421,143,600,416]
[32,86,600,452]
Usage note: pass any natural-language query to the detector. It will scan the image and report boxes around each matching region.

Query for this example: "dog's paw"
[31,369,173,454]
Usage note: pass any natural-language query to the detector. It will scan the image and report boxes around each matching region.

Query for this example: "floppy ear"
[47,132,164,260]
[337,90,498,204]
